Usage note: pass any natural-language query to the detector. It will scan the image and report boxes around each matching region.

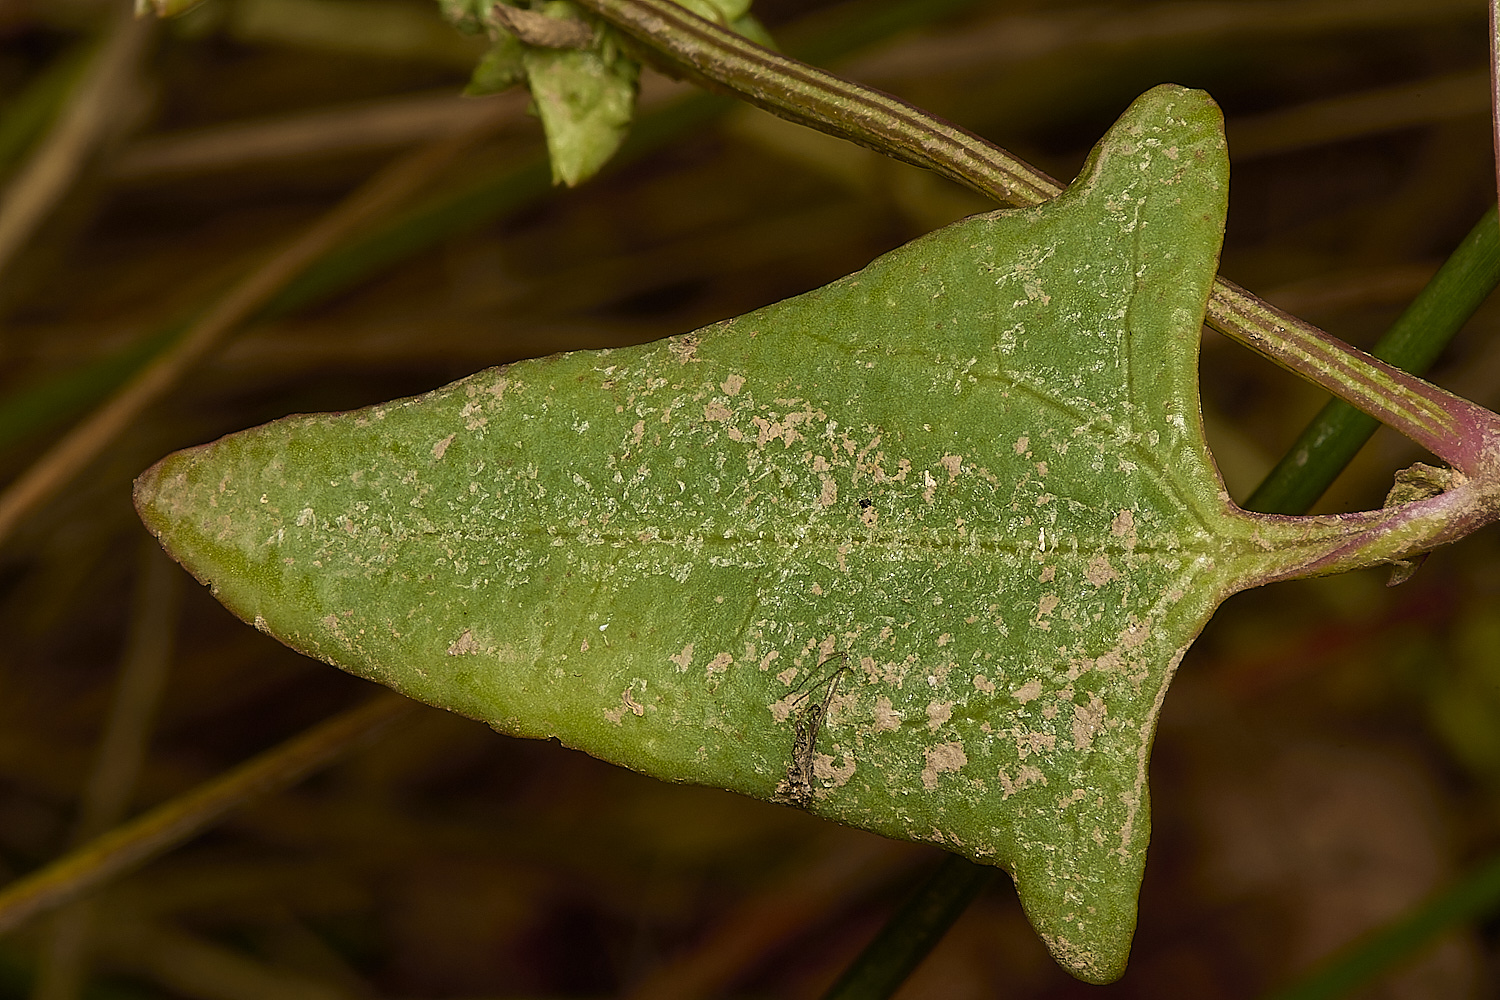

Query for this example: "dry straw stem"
[32,545,181,1000]
[1491,0,1499,206]
[73,545,182,844]
[1228,69,1490,161]
[110,87,531,180]
[91,912,352,1000]
[0,693,419,937]
[0,111,509,549]
[840,0,1483,81]
[0,4,153,283]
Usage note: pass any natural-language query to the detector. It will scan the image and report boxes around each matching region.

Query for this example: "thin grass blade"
[820,854,996,1000]
[1264,853,1500,1000]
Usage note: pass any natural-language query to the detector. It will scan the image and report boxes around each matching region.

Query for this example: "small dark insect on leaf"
[773,653,850,808]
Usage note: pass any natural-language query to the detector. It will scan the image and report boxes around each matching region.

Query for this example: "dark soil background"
[0,1,1497,997]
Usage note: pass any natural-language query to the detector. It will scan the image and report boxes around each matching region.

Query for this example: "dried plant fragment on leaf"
[133,86,1485,984]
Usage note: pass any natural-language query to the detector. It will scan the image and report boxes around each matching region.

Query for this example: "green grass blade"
[1245,204,1500,514]
[0,43,94,177]
[1263,852,1500,1000]
[820,854,996,1000]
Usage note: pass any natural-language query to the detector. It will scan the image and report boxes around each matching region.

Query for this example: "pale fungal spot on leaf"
[776,666,798,686]
[1085,553,1119,586]
[1013,679,1043,704]
[1012,729,1056,760]
[668,336,699,363]
[813,752,856,787]
[939,454,962,478]
[669,643,695,671]
[431,433,456,460]
[1117,620,1150,651]
[926,700,953,731]
[721,373,745,395]
[1014,435,1029,455]
[460,401,487,431]
[972,674,995,694]
[605,688,646,724]
[818,476,838,507]
[1072,695,1108,752]
[446,629,480,656]
[872,696,901,732]
[706,652,732,675]
[920,741,968,789]
[769,692,800,724]
[998,764,1048,799]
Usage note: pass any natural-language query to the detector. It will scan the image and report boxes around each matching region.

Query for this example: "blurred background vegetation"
[0,0,1497,997]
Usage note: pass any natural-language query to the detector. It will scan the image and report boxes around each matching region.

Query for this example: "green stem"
[575,0,1500,476]
[1248,205,1500,514]
[1264,852,1500,1000]
[819,854,997,1000]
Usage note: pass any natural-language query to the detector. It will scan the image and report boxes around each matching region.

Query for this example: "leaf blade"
[133,86,1381,981]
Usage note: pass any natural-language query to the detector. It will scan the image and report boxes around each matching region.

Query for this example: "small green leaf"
[133,86,1457,982]
[518,3,638,186]
[675,0,752,23]
[726,13,775,50]
[525,42,638,185]
[464,32,526,97]
[671,0,774,49]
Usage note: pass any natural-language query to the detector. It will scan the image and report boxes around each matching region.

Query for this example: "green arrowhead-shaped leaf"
[134,86,1422,982]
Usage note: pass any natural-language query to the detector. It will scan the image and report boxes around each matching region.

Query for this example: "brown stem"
[0,694,418,937]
